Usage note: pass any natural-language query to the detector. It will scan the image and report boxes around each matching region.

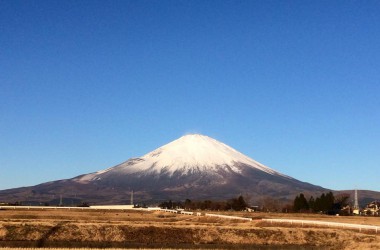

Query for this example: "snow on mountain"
[77,134,289,182]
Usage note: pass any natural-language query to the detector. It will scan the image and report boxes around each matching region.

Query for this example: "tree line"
[293,192,350,214]
[159,195,248,211]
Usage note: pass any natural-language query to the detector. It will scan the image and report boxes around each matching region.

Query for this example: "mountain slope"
[1,134,328,205]
[75,134,288,183]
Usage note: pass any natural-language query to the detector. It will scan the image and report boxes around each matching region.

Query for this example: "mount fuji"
[0,134,327,205]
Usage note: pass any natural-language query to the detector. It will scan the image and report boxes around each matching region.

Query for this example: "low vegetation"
[1,208,380,249]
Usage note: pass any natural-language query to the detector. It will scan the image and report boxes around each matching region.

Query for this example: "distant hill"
[334,190,380,207]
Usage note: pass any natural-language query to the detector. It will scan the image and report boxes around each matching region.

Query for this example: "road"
[262,218,379,233]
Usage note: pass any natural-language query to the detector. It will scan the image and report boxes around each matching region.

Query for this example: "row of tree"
[293,192,350,214]
[159,195,248,211]
[159,192,351,214]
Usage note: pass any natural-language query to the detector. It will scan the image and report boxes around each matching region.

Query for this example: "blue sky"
[1,0,379,191]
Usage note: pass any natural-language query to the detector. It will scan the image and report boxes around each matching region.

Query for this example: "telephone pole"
[354,189,359,209]
[130,190,134,206]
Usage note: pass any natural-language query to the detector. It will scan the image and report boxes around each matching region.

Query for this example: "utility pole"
[130,190,134,206]
[354,189,359,209]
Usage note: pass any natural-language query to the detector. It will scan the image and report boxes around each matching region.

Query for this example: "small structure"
[246,205,259,212]
[90,205,134,210]
[363,201,380,216]
[352,208,360,215]
[146,207,161,211]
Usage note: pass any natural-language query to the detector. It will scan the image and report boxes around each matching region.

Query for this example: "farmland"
[0,208,379,249]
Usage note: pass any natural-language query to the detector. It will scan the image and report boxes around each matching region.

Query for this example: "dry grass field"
[0,208,379,249]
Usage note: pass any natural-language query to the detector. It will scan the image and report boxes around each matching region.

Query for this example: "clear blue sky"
[1,0,379,192]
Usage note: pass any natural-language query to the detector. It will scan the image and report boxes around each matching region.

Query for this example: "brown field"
[0,208,379,249]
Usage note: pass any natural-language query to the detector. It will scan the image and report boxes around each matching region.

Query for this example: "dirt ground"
[0,208,379,249]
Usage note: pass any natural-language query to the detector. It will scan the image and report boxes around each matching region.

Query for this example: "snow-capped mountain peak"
[141,134,274,173]
[78,134,287,182]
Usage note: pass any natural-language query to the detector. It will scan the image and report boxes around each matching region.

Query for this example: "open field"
[1,208,379,249]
